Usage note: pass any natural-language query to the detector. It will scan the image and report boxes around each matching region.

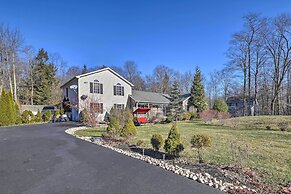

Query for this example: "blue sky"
[1,0,290,76]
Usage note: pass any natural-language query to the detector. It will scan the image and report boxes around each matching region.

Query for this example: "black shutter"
[114,86,116,95]
[100,84,103,94]
[90,82,93,93]
[121,87,124,96]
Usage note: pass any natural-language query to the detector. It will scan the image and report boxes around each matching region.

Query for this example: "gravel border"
[66,126,256,193]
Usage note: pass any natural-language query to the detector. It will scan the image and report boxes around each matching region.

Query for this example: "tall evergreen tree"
[33,48,58,105]
[188,67,207,112]
[168,81,183,121]
[0,90,16,126]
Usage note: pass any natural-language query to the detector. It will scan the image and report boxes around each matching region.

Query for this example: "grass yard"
[74,127,107,137]
[74,116,291,187]
[130,120,291,187]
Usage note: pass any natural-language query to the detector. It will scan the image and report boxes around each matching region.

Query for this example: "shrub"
[136,140,144,147]
[199,109,218,122]
[189,112,198,120]
[191,134,211,163]
[181,112,192,120]
[22,110,34,124]
[165,115,173,123]
[15,103,22,125]
[213,99,228,112]
[164,124,184,157]
[217,112,231,120]
[79,109,89,124]
[35,109,42,122]
[60,108,65,115]
[151,134,163,151]
[42,110,52,122]
[277,122,289,131]
[120,109,137,137]
[107,113,121,136]
[54,109,60,118]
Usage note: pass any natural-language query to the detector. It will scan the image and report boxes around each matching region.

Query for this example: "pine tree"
[213,99,228,112]
[0,90,16,126]
[120,109,137,137]
[188,67,207,113]
[164,123,184,156]
[35,109,42,122]
[168,81,183,121]
[107,108,121,136]
[33,48,58,105]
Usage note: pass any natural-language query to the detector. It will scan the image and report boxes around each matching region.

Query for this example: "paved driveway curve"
[0,123,223,194]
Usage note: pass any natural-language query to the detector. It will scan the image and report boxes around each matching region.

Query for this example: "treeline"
[1,13,290,116]
[0,24,63,106]
[206,13,291,116]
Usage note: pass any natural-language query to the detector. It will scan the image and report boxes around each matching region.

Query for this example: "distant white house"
[61,67,192,121]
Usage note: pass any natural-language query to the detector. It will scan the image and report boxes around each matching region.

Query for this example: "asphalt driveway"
[0,123,223,194]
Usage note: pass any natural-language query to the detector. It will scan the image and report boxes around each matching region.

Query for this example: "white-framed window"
[113,83,124,96]
[114,104,125,110]
[90,103,103,113]
[90,80,103,94]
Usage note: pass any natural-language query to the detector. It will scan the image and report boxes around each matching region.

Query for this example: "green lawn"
[74,116,291,187]
[74,127,107,137]
[131,120,291,186]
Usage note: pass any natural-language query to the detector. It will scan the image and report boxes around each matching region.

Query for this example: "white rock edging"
[66,126,255,193]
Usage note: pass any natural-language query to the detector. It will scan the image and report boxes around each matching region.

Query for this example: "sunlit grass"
[74,116,291,187]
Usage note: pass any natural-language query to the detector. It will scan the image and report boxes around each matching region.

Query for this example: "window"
[90,80,103,94]
[113,83,124,96]
[90,103,103,113]
[66,88,69,97]
[114,104,125,110]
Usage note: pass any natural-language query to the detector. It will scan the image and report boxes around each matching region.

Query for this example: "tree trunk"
[12,52,17,102]
[254,71,258,116]
[243,69,247,116]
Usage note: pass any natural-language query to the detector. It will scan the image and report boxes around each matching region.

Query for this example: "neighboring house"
[60,67,133,121]
[226,96,258,116]
[61,67,193,122]
[179,93,191,112]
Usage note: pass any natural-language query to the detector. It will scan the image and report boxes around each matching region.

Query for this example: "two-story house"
[60,67,133,121]
[61,67,193,122]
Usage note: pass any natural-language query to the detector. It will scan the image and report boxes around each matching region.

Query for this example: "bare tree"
[146,65,175,94]
[227,32,248,115]
[179,71,193,94]
[123,60,145,90]
[262,14,291,115]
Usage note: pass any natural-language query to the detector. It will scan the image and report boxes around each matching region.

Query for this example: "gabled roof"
[180,93,191,102]
[60,67,134,88]
[130,90,170,104]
